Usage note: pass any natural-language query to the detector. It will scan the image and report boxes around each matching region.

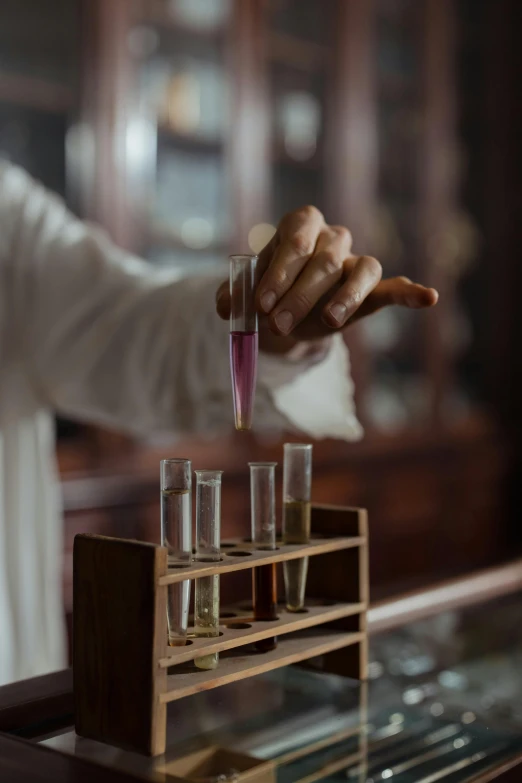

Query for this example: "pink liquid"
[230,331,258,430]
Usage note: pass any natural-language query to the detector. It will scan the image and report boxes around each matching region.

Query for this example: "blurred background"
[1,0,520,650]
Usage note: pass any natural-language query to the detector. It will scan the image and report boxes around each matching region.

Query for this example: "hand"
[216,206,438,353]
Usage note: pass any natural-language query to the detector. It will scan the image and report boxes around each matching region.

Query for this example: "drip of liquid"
[230,331,258,431]
[161,489,191,645]
[283,500,311,612]
[194,574,220,670]
[253,564,278,652]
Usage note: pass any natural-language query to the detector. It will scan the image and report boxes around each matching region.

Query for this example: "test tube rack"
[73,504,368,761]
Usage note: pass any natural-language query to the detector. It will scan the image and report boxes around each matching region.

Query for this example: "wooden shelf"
[162,629,364,703]
[159,602,366,667]
[268,32,329,72]
[0,73,73,114]
[157,124,224,155]
[159,536,365,585]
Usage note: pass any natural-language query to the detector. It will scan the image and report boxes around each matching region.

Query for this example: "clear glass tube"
[194,470,223,670]
[282,443,313,612]
[249,462,278,652]
[161,459,192,646]
[229,254,259,431]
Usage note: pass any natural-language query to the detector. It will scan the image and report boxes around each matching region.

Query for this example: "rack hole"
[219,612,237,619]
[220,543,236,548]
[168,563,190,569]
[169,638,194,647]
[226,550,252,557]
[227,623,252,630]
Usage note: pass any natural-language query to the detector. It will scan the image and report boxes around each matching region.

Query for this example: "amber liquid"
[252,564,278,652]
[283,500,311,611]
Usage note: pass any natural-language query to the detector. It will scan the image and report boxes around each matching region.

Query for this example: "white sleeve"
[2,163,362,440]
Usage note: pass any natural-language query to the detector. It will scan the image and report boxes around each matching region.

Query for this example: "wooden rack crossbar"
[162,630,364,703]
[159,602,366,667]
[159,536,365,585]
[73,504,369,757]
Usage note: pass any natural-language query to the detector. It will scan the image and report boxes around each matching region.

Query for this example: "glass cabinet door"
[266,0,337,226]
[360,0,430,434]
[130,0,232,275]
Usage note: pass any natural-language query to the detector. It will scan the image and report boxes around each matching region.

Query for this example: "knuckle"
[299,204,323,222]
[316,251,341,277]
[291,289,313,313]
[344,286,363,305]
[397,275,412,285]
[361,255,383,280]
[272,266,292,289]
[330,225,352,243]
[288,230,315,257]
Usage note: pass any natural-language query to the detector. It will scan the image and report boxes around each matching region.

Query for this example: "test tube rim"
[248,461,278,468]
[195,470,224,479]
[283,443,313,451]
[229,253,259,263]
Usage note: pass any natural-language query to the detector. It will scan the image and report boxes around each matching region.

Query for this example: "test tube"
[161,459,192,646]
[229,254,259,431]
[282,443,313,612]
[194,469,223,670]
[249,462,278,652]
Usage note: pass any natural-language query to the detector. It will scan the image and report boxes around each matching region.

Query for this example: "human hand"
[216,206,438,353]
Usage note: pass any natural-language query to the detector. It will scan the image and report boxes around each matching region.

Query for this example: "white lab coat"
[0,162,362,685]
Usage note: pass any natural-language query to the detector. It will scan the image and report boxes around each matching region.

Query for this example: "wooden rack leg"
[73,534,168,755]
[307,505,369,680]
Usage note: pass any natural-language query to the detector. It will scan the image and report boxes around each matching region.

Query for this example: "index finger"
[256,205,324,314]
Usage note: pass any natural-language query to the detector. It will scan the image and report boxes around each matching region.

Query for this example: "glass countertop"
[41,590,522,782]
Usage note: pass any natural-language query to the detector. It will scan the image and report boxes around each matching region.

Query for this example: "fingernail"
[260,290,277,313]
[328,302,347,324]
[274,310,293,334]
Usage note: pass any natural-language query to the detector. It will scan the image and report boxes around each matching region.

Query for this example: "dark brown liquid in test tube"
[253,564,278,652]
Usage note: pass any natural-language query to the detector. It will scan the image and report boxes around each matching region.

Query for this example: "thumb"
[215,280,230,320]
[349,277,439,323]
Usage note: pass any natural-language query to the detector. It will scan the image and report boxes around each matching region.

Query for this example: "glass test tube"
[161,459,192,646]
[282,443,313,612]
[194,470,223,670]
[229,254,259,431]
[249,462,278,652]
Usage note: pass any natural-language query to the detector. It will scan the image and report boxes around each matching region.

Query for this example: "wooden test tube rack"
[73,504,369,760]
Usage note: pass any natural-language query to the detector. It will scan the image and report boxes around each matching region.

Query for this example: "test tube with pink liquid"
[229,254,259,431]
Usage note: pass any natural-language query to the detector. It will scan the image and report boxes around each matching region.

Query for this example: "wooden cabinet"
[0,0,517,628]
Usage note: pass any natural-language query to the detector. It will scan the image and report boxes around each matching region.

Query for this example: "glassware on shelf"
[167,0,231,32]
[194,469,223,670]
[278,90,321,161]
[282,443,312,612]
[249,462,278,652]
[229,254,259,431]
[161,458,192,646]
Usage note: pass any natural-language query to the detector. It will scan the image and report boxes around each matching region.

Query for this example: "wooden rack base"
[73,504,368,757]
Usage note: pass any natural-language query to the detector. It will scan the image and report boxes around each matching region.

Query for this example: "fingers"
[256,205,325,314]
[215,280,230,320]
[321,255,383,328]
[344,276,439,323]
[268,226,353,335]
